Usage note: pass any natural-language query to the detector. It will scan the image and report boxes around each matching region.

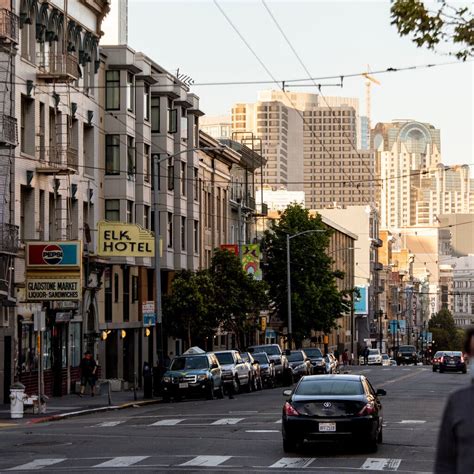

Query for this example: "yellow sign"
[98,221,155,257]
[26,275,82,301]
[260,316,267,332]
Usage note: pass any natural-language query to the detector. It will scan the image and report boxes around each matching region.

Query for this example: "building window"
[167,98,177,133]
[123,266,130,322]
[132,275,139,303]
[144,205,150,229]
[167,158,174,191]
[144,84,150,121]
[194,220,199,253]
[180,162,186,196]
[126,72,135,112]
[126,200,133,223]
[151,97,160,132]
[106,70,120,110]
[105,199,120,221]
[105,135,120,175]
[21,95,34,155]
[194,168,199,201]
[181,216,186,250]
[144,144,150,183]
[104,268,112,322]
[114,272,119,303]
[167,212,173,248]
[127,135,135,179]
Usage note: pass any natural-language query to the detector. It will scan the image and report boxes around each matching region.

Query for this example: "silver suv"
[214,350,252,392]
[247,344,290,385]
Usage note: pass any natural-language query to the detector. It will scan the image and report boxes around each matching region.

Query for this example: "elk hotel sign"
[98,221,155,257]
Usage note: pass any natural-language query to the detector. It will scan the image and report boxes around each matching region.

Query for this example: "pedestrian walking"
[342,349,349,367]
[363,346,369,365]
[79,351,97,397]
[434,327,474,473]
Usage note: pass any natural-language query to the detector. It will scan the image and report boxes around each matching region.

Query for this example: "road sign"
[143,301,156,327]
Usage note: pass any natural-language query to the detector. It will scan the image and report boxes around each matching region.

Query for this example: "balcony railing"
[36,145,78,174]
[37,52,79,82]
[0,115,17,147]
[67,148,78,171]
[0,223,19,255]
[0,9,19,44]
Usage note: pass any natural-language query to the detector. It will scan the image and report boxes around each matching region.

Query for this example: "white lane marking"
[179,456,231,467]
[361,458,401,471]
[94,421,124,427]
[398,420,426,424]
[270,457,315,469]
[8,459,66,470]
[211,417,244,425]
[150,419,185,426]
[246,429,279,433]
[93,456,149,468]
[274,419,282,424]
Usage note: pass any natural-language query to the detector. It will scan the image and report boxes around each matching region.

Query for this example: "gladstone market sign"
[26,276,82,301]
[98,221,155,257]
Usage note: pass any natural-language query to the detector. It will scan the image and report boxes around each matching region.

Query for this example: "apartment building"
[452,256,474,328]
[10,0,108,397]
[98,45,203,379]
[232,91,374,209]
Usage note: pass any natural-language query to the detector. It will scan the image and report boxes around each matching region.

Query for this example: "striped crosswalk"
[5,455,405,471]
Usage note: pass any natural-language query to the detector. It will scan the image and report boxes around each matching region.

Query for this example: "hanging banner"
[242,244,262,280]
[98,221,155,257]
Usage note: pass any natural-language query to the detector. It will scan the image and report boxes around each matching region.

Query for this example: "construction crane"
[362,65,381,129]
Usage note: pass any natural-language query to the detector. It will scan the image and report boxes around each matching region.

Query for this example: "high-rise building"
[232,90,374,208]
[374,120,472,228]
[101,0,128,45]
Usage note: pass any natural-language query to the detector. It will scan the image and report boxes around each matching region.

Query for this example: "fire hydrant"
[9,382,27,419]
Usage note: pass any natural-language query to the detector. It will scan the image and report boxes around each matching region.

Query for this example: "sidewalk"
[0,389,161,425]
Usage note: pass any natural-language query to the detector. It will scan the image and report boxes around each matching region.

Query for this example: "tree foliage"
[164,250,268,350]
[261,204,351,345]
[391,0,474,60]
[428,308,462,351]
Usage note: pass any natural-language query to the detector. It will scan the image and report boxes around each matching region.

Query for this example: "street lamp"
[286,229,327,349]
[153,146,224,361]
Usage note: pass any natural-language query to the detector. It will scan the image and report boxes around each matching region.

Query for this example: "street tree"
[163,270,217,349]
[428,308,462,351]
[391,0,473,60]
[261,204,351,346]
[210,249,268,349]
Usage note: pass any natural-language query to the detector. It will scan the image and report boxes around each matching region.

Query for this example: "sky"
[126,0,473,165]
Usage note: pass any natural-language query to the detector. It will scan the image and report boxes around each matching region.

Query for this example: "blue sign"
[398,320,406,335]
[354,286,368,315]
[143,313,156,327]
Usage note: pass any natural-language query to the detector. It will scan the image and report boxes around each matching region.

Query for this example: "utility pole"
[286,233,291,349]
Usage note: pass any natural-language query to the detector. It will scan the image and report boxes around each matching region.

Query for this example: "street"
[0,365,469,473]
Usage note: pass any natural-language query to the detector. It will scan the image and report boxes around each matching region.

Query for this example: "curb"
[26,398,162,425]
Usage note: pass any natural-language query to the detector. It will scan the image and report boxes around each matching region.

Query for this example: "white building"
[255,188,305,213]
[101,0,128,45]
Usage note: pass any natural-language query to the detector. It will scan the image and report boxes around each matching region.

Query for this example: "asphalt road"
[0,365,470,473]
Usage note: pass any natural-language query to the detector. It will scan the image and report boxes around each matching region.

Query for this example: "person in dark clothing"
[79,351,97,397]
[363,347,370,365]
[434,327,474,474]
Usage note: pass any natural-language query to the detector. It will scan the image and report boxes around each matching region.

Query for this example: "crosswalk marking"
[150,419,185,426]
[211,417,243,425]
[361,458,401,471]
[270,458,315,469]
[179,456,231,467]
[274,419,282,424]
[94,421,125,427]
[8,459,66,470]
[398,420,426,424]
[93,456,149,468]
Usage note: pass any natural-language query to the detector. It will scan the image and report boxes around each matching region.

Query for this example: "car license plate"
[448,361,455,365]
[319,422,336,432]
[178,382,188,389]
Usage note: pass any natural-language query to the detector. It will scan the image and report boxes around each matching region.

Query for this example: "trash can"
[143,362,153,399]
[9,382,26,419]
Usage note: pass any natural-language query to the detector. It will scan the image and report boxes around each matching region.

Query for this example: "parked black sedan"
[438,351,467,373]
[282,375,386,453]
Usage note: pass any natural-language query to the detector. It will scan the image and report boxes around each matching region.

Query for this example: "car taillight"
[284,402,300,416]
[440,356,444,363]
[358,402,376,416]
[461,355,464,363]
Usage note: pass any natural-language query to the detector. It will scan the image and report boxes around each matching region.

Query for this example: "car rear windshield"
[252,353,269,364]
[215,353,235,365]
[444,352,462,356]
[171,356,209,371]
[304,348,323,358]
[369,349,380,355]
[296,379,364,396]
[399,346,416,352]
[249,345,280,356]
[288,352,304,362]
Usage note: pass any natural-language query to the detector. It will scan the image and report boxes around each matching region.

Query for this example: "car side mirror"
[283,389,292,397]
[376,389,386,396]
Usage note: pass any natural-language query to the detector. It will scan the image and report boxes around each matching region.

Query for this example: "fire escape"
[0,7,19,307]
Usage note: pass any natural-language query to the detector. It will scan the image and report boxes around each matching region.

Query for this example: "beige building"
[232,91,374,208]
